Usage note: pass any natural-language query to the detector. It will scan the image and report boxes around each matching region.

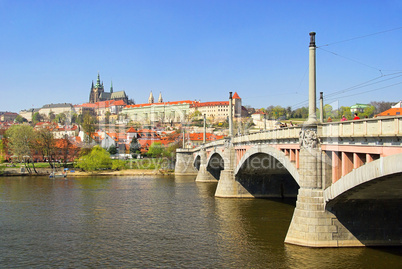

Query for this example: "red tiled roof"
[190,101,229,108]
[76,99,127,109]
[112,100,127,106]
[232,92,240,99]
[377,108,402,117]
[127,127,137,133]
[189,133,224,141]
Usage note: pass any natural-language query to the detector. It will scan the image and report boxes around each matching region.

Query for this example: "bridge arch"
[235,145,300,185]
[234,145,300,198]
[324,153,402,204]
[323,153,402,246]
[206,152,225,180]
[193,154,201,171]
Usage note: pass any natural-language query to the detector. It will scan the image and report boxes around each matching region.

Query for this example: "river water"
[0,176,400,268]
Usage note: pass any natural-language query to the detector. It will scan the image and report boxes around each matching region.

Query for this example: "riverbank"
[0,168,173,177]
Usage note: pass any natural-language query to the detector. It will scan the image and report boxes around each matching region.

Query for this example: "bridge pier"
[215,169,254,198]
[285,147,362,247]
[215,141,254,197]
[175,150,198,176]
[195,149,217,182]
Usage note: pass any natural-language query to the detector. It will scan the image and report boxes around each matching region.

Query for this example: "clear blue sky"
[1,0,401,113]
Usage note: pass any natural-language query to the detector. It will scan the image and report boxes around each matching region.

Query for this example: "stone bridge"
[175,117,402,247]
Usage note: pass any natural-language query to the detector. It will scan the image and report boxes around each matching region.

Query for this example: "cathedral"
[89,73,131,104]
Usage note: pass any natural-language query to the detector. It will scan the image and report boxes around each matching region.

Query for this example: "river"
[0,176,400,268]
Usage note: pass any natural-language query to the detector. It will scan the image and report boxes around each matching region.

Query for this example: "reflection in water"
[0,176,401,268]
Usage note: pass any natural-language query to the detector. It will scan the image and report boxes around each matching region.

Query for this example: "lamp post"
[306,32,319,125]
[203,114,206,144]
[320,92,324,123]
[229,92,233,137]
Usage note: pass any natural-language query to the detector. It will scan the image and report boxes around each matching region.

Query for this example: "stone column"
[306,32,319,125]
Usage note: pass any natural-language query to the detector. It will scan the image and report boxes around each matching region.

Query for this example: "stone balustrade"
[321,116,402,137]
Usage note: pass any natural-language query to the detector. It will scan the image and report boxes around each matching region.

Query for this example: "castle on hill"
[89,73,131,104]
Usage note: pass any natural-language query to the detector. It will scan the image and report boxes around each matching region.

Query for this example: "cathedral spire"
[148,91,154,104]
[110,81,113,93]
[158,91,163,103]
[95,72,101,88]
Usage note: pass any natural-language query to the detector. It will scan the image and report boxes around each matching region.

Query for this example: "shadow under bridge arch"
[193,154,201,171]
[206,152,225,180]
[235,145,300,198]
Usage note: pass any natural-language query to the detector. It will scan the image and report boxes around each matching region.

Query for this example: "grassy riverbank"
[0,158,174,177]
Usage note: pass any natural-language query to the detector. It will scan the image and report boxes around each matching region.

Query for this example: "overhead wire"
[274,27,402,110]
[318,27,402,47]
[324,82,402,103]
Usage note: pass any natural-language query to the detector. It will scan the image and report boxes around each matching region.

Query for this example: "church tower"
[89,73,105,103]
[158,92,163,103]
[148,91,154,104]
[232,92,242,118]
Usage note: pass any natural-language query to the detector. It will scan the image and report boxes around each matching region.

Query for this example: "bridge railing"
[176,139,225,153]
[176,126,302,153]
[233,126,302,144]
[321,116,402,137]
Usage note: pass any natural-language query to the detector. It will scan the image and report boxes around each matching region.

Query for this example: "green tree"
[147,142,164,158]
[265,106,274,119]
[82,112,96,144]
[286,106,292,119]
[75,145,112,172]
[108,145,118,155]
[55,113,67,125]
[32,112,43,124]
[272,106,286,119]
[361,105,375,118]
[112,160,126,170]
[5,125,38,174]
[75,114,83,125]
[49,111,56,122]
[71,113,78,124]
[35,128,56,168]
[0,140,4,174]
[105,111,111,124]
[130,136,141,157]
[323,104,333,120]
[0,139,4,163]
[292,107,308,119]
[14,115,27,123]
[337,106,352,120]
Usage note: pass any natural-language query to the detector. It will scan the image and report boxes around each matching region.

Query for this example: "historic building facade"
[122,91,245,124]
[122,100,195,124]
[189,92,245,122]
